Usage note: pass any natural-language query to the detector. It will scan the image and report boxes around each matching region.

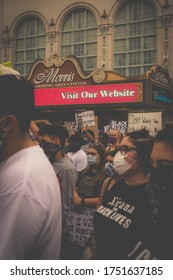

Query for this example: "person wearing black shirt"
[94,129,153,259]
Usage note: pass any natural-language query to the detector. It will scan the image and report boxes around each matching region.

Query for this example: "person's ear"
[54,138,61,145]
[3,115,16,132]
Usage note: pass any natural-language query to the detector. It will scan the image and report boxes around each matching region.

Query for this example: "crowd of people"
[0,74,173,260]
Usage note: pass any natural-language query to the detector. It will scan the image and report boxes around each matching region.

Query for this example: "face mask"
[109,136,117,144]
[147,167,173,225]
[40,140,62,162]
[148,167,173,195]
[113,151,132,175]
[87,155,97,166]
[105,162,116,177]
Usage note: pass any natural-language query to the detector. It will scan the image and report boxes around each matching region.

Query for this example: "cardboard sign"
[68,206,95,247]
[75,110,95,128]
[109,120,127,135]
[128,112,162,136]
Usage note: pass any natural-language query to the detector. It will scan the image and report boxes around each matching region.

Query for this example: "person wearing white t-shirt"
[67,133,89,172]
[0,75,62,259]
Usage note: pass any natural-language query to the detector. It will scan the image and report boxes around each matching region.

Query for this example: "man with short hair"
[0,75,62,259]
[39,124,78,259]
[67,133,89,172]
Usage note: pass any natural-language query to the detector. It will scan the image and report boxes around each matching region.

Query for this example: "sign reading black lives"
[109,120,127,135]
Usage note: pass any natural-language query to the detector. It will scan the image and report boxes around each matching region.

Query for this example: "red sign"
[34,83,143,106]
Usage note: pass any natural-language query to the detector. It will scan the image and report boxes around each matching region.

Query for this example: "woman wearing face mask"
[93,129,153,259]
[74,142,106,209]
[97,150,120,209]
[70,143,106,259]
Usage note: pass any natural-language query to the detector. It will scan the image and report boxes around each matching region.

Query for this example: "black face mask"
[40,140,62,162]
[149,166,173,194]
[147,166,173,225]
[68,143,80,153]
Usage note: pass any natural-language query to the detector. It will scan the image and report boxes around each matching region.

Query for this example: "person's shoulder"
[109,179,124,189]
[54,157,76,169]
[102,176,112,186]
[78,149,87,157]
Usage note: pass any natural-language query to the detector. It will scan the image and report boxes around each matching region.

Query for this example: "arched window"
[14,17,46,76]
[114,0,157,76]
[61,8,97,72]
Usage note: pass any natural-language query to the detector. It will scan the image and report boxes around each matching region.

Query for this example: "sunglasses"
[117,145,137,156]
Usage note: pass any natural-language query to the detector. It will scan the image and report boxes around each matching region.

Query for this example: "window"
[114,0,156,76]
[61,9,97,72]
[14,17,46,77]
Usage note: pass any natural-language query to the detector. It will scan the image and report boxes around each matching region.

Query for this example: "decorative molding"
[101,9,108,20]
[1,38,11,48]
[162,0,171,10]
[93,69,106,83]
[47,32,56,42]
[163,27,169,60]
[100,25,109,35]
[160,15,172,27]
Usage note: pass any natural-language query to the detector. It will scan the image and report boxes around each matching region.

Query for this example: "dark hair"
[38,124,68,147]
[89,142,106,181]
[98,133,109,147]
[68,133,86,146]
[35,121,50,130]
[107,149,117,158]
[0,75,34,132]
[154,128,173,149]
[125,129,154,174]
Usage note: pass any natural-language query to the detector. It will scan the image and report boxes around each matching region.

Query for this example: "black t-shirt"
[94,179,152,259]
[77,168,102,198]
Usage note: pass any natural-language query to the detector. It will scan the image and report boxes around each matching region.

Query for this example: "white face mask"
[113,151,132,175]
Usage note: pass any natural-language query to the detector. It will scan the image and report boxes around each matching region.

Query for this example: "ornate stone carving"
[93,69,106,83]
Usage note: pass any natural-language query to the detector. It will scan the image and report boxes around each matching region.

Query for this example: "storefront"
[27,55,173,134]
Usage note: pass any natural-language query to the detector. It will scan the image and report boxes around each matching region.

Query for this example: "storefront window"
[114,0,156,76]
[14,17,46,77]
[61,8,97,72]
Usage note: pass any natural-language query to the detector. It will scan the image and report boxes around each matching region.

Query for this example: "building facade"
[0,0,173,128]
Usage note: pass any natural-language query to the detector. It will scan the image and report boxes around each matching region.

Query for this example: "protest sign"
[75,110,95,128]
[109,120,127,135]
[68,206,95,247]
[128,111,162,136]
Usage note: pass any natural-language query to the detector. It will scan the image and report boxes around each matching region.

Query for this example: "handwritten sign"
[68,206,95,247]
[128,112,162,136]
[75,110,95,128]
